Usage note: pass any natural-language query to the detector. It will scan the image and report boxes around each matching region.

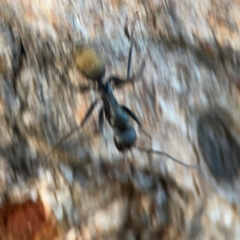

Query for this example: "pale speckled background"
[0,0,240,239]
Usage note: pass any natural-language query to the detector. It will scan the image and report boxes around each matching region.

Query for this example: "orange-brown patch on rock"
[201,41,218,57]
[0,199,61,240]
[107,0,123,7]
[75,95,89,125]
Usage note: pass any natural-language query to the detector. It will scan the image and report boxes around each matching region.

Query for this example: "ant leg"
[98,107,104,136]
[107,21,136,88]
[98,107,108,144]
[107,15,139,88]
[126,13,138,79]
[108,58,146,88]
[42,99,98,163]
[108,76,134,88]
[121,105,141,125]
[121,105,151,140]
[78,84,92,93]
[106,39,134,87]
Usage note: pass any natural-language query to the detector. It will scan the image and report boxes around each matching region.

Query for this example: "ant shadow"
[197,107,240,183]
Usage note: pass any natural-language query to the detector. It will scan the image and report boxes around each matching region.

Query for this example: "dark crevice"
[11,38,26,95]
[197,108,240,182]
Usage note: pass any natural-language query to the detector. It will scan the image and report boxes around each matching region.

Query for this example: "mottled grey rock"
[0,0,240,239]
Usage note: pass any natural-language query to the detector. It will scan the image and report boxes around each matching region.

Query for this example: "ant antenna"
[124,12,139,40]
[134,145,199,169]
[131,12,139,37]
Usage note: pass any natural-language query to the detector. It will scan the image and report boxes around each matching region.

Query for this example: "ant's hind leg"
[98,107,104,136]
[121,105,151,141]
[98,107,108,144]
[121,105,141,125]
[42,99,98,163]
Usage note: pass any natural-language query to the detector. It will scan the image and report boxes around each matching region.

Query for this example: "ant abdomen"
[74,45,105,81]
[114,126,137,151]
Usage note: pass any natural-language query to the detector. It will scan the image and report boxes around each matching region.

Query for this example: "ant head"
[113,126,137,152]
[74,45,105,82]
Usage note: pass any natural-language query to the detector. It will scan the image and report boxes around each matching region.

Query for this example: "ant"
[43,15,198,170]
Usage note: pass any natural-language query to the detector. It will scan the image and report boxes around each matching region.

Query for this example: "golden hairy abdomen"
[74,46,105,81]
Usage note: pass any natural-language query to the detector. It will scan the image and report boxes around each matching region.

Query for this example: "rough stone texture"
[0,0,240,239]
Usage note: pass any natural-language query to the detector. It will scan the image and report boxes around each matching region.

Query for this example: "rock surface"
[0,0,240,239]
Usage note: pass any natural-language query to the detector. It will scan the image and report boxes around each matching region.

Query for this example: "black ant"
[43,15,198,170]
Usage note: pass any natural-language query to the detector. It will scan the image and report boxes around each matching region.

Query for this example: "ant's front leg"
[78,84,92,93]
[98,107,104,136]
[107,39,135,88]
[124,18,146,86]
[98,106,109,144]
[107,15,140,88]
[108,58,146,89]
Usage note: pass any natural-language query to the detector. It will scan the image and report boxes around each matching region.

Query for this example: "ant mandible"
[43,14,198,169]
